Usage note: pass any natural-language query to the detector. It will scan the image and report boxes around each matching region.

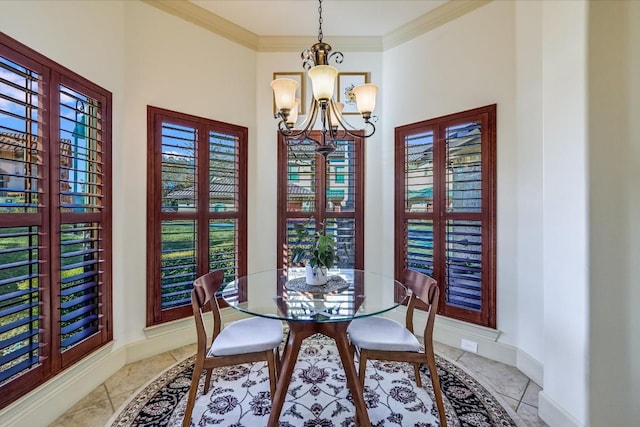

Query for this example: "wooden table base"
[267,321,371,427]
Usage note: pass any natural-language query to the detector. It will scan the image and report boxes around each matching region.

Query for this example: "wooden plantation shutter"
[147,107,247,325]
[277,133,364,270]
[0,33,112,409]
[395,105,496,328]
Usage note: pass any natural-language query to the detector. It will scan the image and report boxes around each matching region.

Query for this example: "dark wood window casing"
[277,133,364,270]
[395,104,496,328]
[0,33,113,409]
[146,106,247,326]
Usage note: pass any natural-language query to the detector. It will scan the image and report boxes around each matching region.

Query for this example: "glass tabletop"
[220,268,407,323]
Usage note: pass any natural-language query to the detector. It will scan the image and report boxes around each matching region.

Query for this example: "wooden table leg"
[267,323,309,427]
[267,321,371,427]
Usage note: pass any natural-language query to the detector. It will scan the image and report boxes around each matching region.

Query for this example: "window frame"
[0,33,112,409]
[394,104,496,328]
[276,132,365,270]
[146,106,248,326]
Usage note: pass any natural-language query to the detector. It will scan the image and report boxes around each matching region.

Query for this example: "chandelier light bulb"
[308,65,338,101]
[286,99,300,128]
[271,78,299,111]
[352,84,378,114]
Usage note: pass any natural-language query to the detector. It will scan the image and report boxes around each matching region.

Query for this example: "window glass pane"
[0,226,41,385]
[286,142,315,212]
[286,217,316,268]
[59,85,103,213]
[326,141,356,213]
[209,219,237,282]
[446,121,482,213]
[445,220,482,311]
[0,57,41,213]
[161,220,197,310]
[161,123,196,212]
[59,222,100,351]
[405,131,433,213]
[406,219,434,276]
[209,131,239,211]
[325,218,355,268]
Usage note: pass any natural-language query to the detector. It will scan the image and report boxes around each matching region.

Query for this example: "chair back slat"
[402,269,439,344]
[191,270,225,344]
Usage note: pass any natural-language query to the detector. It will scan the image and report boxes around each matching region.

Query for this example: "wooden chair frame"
[183,270,281,427]
[354,269,447,426]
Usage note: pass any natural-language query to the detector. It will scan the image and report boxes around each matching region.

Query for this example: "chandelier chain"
[318,0,323,42]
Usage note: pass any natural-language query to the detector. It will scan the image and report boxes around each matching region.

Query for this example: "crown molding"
[141,0,259,50]
[142,0,493,53]
[383,0,494,50]
[256,36,382,53]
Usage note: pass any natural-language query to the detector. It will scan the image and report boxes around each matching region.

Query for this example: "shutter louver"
[0,55,45,386]
[58,85,106,352]
[395,106,495,327]
[208,131,241,283]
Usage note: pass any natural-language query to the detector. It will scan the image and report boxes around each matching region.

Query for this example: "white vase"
[305,264,328,285]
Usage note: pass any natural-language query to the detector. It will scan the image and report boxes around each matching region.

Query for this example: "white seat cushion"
[209,317,283,356]
[347,316,423,352]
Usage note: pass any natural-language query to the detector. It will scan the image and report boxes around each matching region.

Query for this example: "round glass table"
[221,268,407,427]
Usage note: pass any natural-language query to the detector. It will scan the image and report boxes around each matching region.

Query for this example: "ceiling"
[188,0,449,38]
[145,0,489,51]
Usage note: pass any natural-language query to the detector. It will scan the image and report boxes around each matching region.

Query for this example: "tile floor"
[49,341,548,427]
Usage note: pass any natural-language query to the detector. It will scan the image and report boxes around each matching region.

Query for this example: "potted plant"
[292,220,337,285]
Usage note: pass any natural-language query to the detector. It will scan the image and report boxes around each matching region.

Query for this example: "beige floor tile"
[496,392,519,411]
[433,341,465,361]
[111,390,137,413]
[456,352,529,401]
[170,343,196,362]
[521,380,541,408]
[104,352,176,397]
[48,386,114,427]
[516,402,549,426]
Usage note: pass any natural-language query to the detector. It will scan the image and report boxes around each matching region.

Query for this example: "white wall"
[383,0,523,349]
[119,0,257,344]
[514,0,545,372]
[539,1,588,426]
[588,1,640,425]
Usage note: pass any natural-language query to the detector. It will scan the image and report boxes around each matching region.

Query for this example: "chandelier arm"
[328,99,376,139]
[277,99,319,139]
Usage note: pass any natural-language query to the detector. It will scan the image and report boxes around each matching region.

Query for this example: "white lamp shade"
[308,65,338,101]
[287,98,300,126]
[271,78,298,111]
[352,84,378,113]
[329,102,344,126]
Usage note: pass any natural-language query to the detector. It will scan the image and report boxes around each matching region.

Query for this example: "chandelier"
[270,0,379,156]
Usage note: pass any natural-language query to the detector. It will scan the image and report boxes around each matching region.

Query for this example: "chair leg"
[183,358,204,427]
[203,368,213,394]
[266,349,278,399]
[358,351,368,389]
[413,362,422,388]
[426,350,446,427]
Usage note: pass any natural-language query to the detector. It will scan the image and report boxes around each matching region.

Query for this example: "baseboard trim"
[0,342,124,427]
[516,347,544,386]
[539,391,584,427]
[385,308,518,366]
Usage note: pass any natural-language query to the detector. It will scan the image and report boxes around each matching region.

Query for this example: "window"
[277,133,364,269]
[146,106,247,325]
[0,34,112,408]
[395,105,496,327]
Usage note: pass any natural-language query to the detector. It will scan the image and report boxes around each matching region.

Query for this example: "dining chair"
[347,269,447,427]
[183,270,283,427]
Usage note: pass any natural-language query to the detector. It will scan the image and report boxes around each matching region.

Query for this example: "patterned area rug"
[110,335,523,427]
